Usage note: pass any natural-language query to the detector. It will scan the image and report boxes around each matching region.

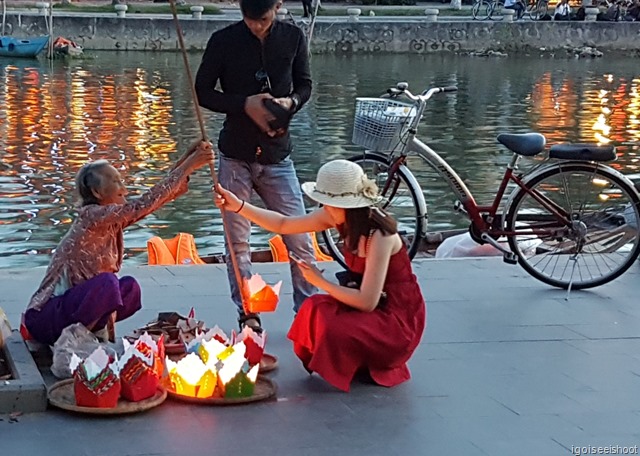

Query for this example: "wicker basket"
[352,98,417,152]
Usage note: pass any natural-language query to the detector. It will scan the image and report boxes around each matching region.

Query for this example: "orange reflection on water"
[529,72,579,144]
[529,71,640,174]
[0,61,180,263]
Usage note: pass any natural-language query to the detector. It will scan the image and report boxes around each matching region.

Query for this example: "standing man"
[195,0,317,333]
[302,0,313,17]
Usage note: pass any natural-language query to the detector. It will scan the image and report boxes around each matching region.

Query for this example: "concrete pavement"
[1,258,639,455]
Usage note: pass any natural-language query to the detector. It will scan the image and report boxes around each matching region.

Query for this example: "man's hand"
[272,97,294,112]
[245,93,276,136]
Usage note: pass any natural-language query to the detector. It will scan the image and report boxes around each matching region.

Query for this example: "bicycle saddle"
[497,133,546,156]
[549,144,616,162]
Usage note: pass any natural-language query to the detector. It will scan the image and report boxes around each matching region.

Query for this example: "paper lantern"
[235,326,266,366]
[245,274,282,313]
[70,348,121,408]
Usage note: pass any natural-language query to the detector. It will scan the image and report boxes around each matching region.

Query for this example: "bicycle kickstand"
[565,254,578,301]
[480,233,518,265]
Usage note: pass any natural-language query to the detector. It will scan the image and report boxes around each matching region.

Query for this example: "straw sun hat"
[301,160,384,209]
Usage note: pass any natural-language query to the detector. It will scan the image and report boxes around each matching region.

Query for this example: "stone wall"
[3,13,640,53]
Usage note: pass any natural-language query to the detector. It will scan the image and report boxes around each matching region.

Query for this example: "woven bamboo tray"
[166,376,277,405]
[48,379,167,415]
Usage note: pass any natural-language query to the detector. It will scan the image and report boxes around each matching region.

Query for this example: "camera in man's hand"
[263,98,292,135]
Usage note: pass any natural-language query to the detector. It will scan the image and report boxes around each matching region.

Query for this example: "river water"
[0,52,639,268]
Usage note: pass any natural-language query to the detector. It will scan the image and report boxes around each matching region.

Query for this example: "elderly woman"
[215,159,426,392]
[24,142,214,346]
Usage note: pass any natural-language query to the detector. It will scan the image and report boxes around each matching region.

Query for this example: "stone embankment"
[2,11,640,53]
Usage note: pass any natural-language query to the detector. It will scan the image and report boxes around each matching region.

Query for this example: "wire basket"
[352,98,417,152]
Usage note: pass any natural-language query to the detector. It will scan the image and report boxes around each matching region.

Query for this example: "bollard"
[502,8,516,22]
[114,4,128,18]
[190,5,204,19]
[276,7,288,20]
[585,7,599,21]
[35,2,49,14]
[424,8,439,22]
[347,7,361,22]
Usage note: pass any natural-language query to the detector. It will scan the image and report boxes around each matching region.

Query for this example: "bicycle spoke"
[506,164,640,289]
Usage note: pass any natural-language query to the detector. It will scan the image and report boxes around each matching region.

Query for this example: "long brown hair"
[339,206,398,253]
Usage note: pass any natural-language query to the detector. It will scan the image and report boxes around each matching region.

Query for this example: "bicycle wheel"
[472,0,492,20]
[534,0,548,19]
[524,1,536,19]
[505,163,640,289]
[321,153,426,268]
[490,1,505,20]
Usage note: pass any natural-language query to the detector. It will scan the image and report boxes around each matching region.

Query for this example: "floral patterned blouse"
[27,167,190,311]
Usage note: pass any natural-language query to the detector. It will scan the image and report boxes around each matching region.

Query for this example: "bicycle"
[524,0,549,19]
[472,0,505,20]
[322,82,640,290]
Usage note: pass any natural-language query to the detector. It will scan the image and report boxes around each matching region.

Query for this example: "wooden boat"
[0,35,49,58]
[0,0,49,58]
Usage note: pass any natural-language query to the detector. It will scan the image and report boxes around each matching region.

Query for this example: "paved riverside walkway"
[1,258,639,455]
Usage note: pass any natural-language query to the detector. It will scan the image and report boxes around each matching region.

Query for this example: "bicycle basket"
[352,98,417,152]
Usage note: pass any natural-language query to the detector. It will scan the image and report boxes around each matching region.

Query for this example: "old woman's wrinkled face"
[93,165,128,205]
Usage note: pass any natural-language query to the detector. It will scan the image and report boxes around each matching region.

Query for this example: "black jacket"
[195,20,311,164]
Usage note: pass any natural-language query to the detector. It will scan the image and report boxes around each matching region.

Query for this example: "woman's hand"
[214,184,244,213]
[177,140,214,173]
[293,258,326,289]
[185,141,214,171]
[173,140,213,171]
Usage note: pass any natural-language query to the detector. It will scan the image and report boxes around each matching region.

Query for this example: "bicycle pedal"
[503,253,518,265]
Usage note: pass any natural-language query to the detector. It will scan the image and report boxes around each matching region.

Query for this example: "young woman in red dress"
[215,159,426,392]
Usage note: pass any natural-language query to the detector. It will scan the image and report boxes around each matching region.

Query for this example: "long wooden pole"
[48,1,54,59]
[306,0,321,54]
[2,0,6,37]
[167,0,251,312]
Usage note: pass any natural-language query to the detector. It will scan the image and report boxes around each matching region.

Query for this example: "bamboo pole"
[167,0,251,313]
[307,0,321,53]
[48,1,54,59]
[2,0,6,37]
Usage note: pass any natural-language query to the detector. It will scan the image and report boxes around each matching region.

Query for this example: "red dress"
[287,246,426,392]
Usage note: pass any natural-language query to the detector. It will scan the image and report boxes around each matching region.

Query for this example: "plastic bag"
[435,233,502,258]
[51,323,106,379]
[435,232,542,258]
[0,307,12,348]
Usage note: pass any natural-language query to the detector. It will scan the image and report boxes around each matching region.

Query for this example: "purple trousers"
[25,272,141,345]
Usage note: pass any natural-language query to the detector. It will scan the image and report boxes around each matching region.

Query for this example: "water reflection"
[1,53,639,268]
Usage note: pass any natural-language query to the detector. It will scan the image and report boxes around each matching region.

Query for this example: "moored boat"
[0,35,49,58]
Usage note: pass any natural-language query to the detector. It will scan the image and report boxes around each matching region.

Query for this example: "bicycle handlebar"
[386,82,458,104]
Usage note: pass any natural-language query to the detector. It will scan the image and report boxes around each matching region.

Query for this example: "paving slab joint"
[0,330,48,413]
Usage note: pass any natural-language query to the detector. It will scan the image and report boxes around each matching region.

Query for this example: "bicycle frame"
[399,137,574,238]
[352,84,640,290]
[382,85,583,244]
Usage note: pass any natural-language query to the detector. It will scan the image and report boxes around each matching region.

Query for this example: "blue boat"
[0,36,49,58]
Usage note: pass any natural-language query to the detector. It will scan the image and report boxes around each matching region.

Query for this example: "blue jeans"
[218,155,318,315]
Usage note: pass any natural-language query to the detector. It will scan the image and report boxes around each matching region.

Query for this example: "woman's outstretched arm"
[215,184,334,234]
